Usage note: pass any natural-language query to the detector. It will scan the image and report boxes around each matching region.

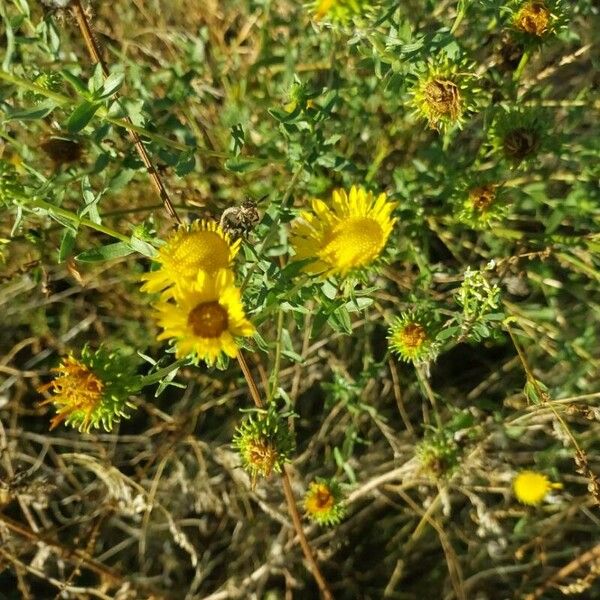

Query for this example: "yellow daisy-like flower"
[154,269,255,365]
[291,186,397,277]
[311,0,369,23]
[141,220,240,297]
[513,470,563,506]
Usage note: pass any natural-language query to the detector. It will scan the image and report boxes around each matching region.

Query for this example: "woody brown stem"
[70,0,181,224]
[0,513,166,599]
[68,4,330,596]
[238,350,334,600]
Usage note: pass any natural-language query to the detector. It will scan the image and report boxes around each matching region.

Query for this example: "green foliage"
[1,0,600,597]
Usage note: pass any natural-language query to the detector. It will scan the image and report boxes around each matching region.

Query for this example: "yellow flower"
[310,0,369,23]
[513,1,551,37]
[39,355,104,431]
[141,220,240,297]
[304,480,346,526]
[513,470,562,505]
[291,186,397,277]
[154,269,255,365]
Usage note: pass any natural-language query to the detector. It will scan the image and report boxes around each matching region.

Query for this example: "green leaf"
[58,229,77,262]
[97,71,124,99]
[129,236,157,258]
[224,157,261,173]
[4,101,57,121]
[76,242,134,263]
[61,69,90,96]
[67,101,101,133]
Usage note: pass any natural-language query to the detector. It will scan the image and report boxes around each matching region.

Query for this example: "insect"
[219,198,261,240]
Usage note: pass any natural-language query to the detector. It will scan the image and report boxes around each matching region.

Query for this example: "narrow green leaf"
[58,229,77,262]
[67,101,101,133]
[76,242,134,263]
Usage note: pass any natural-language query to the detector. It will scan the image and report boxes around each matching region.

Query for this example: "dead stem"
[70,0,181,224]
[0,513,167,600]
[67,6,332,596]
[238,350,334,599]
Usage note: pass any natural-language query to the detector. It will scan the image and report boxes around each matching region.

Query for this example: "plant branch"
[70,0,181,223]
[237,350,335,600]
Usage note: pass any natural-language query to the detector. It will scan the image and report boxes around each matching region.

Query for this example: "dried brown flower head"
[514,1,551,37]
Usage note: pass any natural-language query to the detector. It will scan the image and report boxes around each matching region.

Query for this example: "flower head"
[388,312,439,365]
[304,479,346,526]
[458,181,510,228]
[233,408,295,486]
[513,470,562,505]
[504,0,567,48]
[38,346,139,432]
[291,186,397,278]
[513,1,552,36]
[153,268,255,365]
[416,430,461,480]
[310,0,370,24]
[489,107,550,167]
[409,57,480,132]
[141,220,240,297]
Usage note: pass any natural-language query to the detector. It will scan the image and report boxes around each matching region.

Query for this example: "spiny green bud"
[38,345,141,433]
[233,407,295,486]
[416,430,461,480]
[409,56,481,132]
[388,311,440,366]
[304,478,346,526]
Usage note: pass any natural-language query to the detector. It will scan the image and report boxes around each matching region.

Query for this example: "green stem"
[27,196,129,242]
[268,308,285,402]
[450,1,467,35]
[513,50,531,83]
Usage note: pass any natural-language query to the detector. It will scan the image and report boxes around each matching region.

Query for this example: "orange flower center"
[39,357,104,430]
[187,301,229,338]
[515,1,551,37]
[400,323,428,350]
[306,483,335,515]
[469,185,497,212]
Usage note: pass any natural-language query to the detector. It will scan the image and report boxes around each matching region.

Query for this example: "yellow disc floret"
[141,220,240,297]
[514,1,552,37]
[303,480,346,526]
[154,268,255,365]
[39,355,104,431]
[513,470,562,506]
[291,186,397,277]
